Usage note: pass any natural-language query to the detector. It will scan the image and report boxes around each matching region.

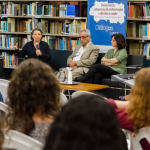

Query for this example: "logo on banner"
[95,25,113,32]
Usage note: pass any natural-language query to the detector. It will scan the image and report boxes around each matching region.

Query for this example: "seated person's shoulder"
[74,44,82,50]
[91,43,99,49]
[119,48,127,54]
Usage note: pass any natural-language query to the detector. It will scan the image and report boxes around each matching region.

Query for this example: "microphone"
[36,42,39,59]
[36,42,39,50]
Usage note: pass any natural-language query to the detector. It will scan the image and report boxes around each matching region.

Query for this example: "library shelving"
[0,0,87,68]
[127,0,150,59]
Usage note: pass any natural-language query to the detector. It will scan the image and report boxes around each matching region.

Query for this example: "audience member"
[63,29,99,81]
[80,33,127,84]
[0,121,4,150]
[108,68,150,150]
[6,59,61,143]
[43,93,128,150]
[13,28,51,65]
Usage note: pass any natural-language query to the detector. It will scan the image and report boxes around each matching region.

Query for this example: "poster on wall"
[87,0,128,53]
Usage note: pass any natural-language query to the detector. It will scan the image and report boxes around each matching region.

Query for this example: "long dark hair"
[111,33,127,50]
[44,94,127,150]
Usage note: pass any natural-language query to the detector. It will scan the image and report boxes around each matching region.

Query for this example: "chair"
[0,79,10,103]
[0,101,9,114]
[122,129,132,150]
[3,129,44,150]
[60,93,68,105]
[71,91,107,100]
[128,127,150,150]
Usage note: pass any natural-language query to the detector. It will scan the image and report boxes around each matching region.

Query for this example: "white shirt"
[73,42,91,61]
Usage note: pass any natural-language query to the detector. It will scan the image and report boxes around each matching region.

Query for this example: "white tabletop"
[111,75,135,87]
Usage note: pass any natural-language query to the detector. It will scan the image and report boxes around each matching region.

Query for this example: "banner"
[87,0,128,53]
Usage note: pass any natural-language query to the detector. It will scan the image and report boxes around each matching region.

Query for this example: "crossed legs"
[81,64,119,84]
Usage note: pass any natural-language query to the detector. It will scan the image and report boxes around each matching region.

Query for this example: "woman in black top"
[13,28,51,64]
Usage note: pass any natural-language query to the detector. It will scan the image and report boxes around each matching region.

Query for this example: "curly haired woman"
[108,67,150,150]
[6,59,61,143]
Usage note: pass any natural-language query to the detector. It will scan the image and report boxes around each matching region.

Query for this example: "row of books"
[128,2,150,18]
[129,42,144,55]
[129,42,150,59]
[0,19,86,35]
[0,34,81,51]
[48,20,86,35]
[46,36,81,51]
[144,43,150,58]
[0,35,31,48]
[1,52,18,67]
[0,2,80,17]
[127,22,150,38]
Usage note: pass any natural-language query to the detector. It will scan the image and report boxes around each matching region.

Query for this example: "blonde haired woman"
[108,68,150,150]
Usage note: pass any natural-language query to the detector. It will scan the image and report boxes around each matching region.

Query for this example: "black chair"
[75,53,146,98]
[49,50,146,99]
[96,53,146,88]
[50,50,72,71]
[49,51,146,87]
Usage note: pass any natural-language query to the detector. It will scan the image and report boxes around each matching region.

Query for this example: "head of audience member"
[127,68,150,134]
[31,28,43,42]
[111,33,127,50]
[43,94,127,150]
[7,59,61,135]
[79,29,91,47]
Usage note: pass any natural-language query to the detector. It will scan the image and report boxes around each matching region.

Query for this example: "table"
[60,83,109,91]
[60,83,109,98]
[111,75,135,95]
[111,75,135,87]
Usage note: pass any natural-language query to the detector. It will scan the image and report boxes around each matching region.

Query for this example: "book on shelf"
[127,2,150,18]
[146,43,150,58]
[1,52,18,67]
[0,2,81,18]
[0,33,81,51]
[126,21,150,38]
[0,21,7,32]
[129,42,144,55]
[0,34,31,49]
[0,1,86,52]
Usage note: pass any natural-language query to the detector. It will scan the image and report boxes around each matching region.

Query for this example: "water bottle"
[68,70,72,84]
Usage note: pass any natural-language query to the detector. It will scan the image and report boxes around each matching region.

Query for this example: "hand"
[101,57,107,62]
[69,61,74,67]
[72,66,78,70]
[36,50,42,56]
[69,61,76,67]
[124,95,130,101]
[13,43,18,50]
[113,62,119,66]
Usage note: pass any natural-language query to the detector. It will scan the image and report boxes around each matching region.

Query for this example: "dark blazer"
[15,41,51,64]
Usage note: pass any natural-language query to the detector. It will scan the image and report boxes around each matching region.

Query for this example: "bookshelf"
[127,0,150,59]
[0,0,87,68]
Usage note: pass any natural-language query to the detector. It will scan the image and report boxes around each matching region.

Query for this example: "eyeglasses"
[79,35,89,40]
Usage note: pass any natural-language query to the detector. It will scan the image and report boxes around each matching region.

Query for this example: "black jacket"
[15,41,51,64]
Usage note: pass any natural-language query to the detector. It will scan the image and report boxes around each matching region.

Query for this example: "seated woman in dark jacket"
[80,33,127,84]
